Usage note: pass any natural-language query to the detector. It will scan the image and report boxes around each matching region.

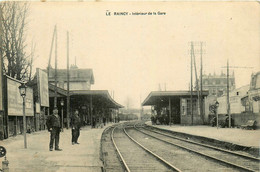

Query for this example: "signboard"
[181,98,187,115]
[37,68,49,107]
[7,77,34,116]
[36,103,40,113]
[0,56,2,111]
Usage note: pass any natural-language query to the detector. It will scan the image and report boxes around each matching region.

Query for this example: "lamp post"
[60,99,64,132]
[19,83,27,148]
[215,100,219,129]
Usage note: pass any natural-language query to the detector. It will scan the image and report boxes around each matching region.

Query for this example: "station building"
[29,66,123,131]
[142,90,208,125]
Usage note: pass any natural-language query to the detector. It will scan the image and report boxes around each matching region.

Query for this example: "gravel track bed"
[101,127,125,172]
[140,127,259,171]
[113,126,173,172]
[126,128,238,172]
[146,126,258,158]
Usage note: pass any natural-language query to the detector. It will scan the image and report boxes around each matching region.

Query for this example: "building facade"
[48,66,94,91]
[248,71,260,114]
[199,72,236,97]
[217,85,250,115]
[201,72,236,124]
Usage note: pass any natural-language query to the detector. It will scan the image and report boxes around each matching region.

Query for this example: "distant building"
[217,85,250,115]
[201,72,236,124]
[198,72,236,97]
[48,66,94,91]
[248,71,260,114]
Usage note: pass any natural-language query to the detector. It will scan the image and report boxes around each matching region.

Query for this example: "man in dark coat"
[46,108,62,151]
[71,109,81,145]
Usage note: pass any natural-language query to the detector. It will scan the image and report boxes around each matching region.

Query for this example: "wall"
[252,101,259,113]
[181,115,203,125]
[180,97,204,125]
[208,112,260,127]
[232,112,260,127]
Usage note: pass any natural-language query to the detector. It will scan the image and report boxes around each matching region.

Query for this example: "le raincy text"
[106,11,167,16]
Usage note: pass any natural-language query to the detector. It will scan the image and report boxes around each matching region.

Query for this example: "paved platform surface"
[0,124,112,172]
[146,121,260,148]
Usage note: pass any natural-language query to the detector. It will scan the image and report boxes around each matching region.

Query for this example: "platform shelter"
[69,90,123,127]
[142,90,208,125]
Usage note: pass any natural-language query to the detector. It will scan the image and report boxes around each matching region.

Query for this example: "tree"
[0,2,33,80]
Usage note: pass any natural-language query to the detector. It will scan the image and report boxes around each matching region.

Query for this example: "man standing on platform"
[46,108,62,151]
[71,109,81,145]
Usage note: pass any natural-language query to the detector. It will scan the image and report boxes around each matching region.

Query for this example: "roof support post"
[66,31,70,129]
[90,95,93,128]
[169,97,171,126]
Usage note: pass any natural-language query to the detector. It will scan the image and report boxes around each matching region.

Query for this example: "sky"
[26,1,260,108]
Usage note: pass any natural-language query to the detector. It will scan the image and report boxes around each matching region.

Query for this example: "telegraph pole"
[190,42,193,125]
[200,42,204,123]
[67,31,70,129]
[227,59,231,128]
[221,65,253,128]
[192,44,200,116]
[54,27,58,108]
[47,25,56,77]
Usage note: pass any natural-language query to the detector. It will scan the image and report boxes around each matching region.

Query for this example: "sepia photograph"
[0,1,259,171]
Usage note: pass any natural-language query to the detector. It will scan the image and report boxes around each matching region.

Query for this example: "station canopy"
[142,90,209,106]
[70,90,124,109]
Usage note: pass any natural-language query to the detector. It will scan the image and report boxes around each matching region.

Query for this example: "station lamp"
[19,82,27,148]
[60,99,64,107]
[19,83,27,97]
[60,99,64,132]
[215,100,219,129]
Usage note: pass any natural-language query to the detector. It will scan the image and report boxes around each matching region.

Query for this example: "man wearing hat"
[71,109,81,145]
[46,108,62,151]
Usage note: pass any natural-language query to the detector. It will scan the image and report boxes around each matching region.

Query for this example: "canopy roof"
[70,90,124,108]
[142,90,209,106]
[48,85,123,108]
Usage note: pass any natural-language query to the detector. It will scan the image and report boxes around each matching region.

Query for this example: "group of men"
[46,108,81,151]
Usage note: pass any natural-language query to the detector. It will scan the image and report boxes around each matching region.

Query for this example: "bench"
[241,120,257,130]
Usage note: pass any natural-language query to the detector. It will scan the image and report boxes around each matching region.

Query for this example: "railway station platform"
[0,124,113,172]
[145,121,260,150]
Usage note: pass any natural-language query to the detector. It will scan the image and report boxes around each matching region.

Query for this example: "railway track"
[101,125,125,172]
[101,122,259,171]
[111,123,180,172]
[131,123,259,172]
